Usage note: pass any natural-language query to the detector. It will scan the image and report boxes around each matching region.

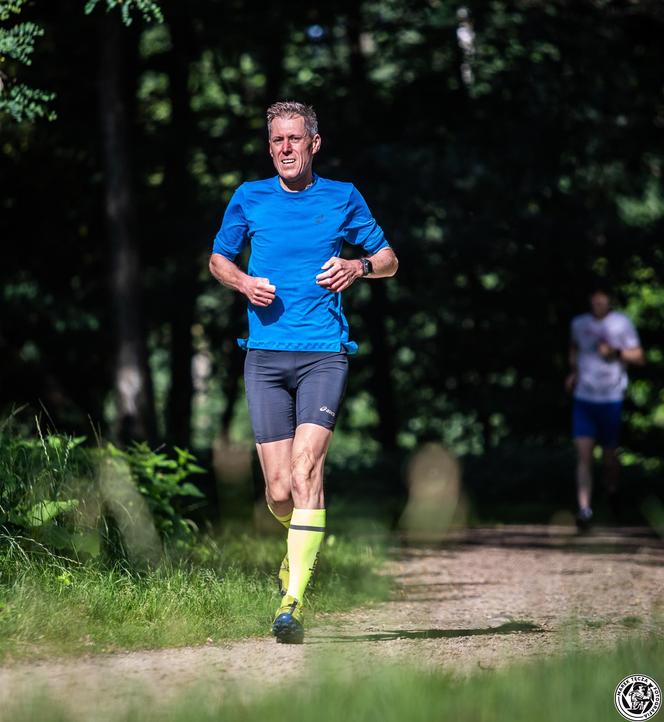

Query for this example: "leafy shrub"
[0,418,205,563]
[103,442,205,550]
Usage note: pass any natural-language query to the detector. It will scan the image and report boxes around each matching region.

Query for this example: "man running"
[565,284,644,531]
[209,101,398,643]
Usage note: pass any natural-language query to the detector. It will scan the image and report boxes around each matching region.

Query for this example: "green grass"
[0,530,389,659]
[5,633,664,722]
[0,423,390,659]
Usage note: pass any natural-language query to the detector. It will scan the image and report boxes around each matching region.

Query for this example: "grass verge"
[0,530,389,659]
[4,633,664,721]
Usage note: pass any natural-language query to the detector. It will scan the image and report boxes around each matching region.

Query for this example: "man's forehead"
[270,115,307,135]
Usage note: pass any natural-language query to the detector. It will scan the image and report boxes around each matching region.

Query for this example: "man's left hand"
[598,342,620,361]
[316,257,362,293]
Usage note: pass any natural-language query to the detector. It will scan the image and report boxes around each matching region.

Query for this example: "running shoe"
[272,595,304,644]
[277,553,289,597]
[576,506,593,533]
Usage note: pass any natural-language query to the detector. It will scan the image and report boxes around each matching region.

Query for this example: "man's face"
[268,115,321,189]
[590,291,610,318]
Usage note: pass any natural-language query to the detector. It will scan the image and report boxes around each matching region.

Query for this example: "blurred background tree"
[2,0,663,521]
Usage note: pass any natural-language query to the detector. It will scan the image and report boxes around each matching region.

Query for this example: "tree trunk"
[98,12,155,444]
[346,4,399,451]
[164,10,196,448]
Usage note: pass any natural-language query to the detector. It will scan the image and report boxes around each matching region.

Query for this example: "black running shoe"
[271,595,304,644]
[576,507,593,533]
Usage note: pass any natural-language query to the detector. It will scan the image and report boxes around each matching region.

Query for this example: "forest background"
[2,0,663,526]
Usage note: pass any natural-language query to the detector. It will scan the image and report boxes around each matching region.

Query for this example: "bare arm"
[620,346,645,365]
[363,246,399,278]
[208,252,276,307]
[569,343,578,370]
[597,342,645,366]
[316,246,399,293]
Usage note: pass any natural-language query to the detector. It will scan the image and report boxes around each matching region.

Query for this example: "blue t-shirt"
[212,174,389,353]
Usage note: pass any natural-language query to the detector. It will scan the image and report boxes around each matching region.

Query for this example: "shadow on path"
[310,621,544,644]
[398,526,664,558]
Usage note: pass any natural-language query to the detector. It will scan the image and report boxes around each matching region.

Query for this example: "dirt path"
[1,525,663,719]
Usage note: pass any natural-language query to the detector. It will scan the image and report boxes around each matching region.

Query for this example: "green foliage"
[84,0,163,25]
[3,0,664,499]
[105,442,205,544]
[0,0,55,121]
[0,420,205,562]
[19,499,80,527]
[0,17,43,63]
[0,420,89,548]
[0,82,55,121]
[0,0,162,124]
[0,0,27,23]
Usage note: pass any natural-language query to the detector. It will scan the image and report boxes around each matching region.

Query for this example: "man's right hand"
[242,277,276,307]
[564,372,577,394]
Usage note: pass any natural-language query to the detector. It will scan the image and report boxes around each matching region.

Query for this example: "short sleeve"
[618,316,640,349]
[344,186,389,255]
[212,186,249,261]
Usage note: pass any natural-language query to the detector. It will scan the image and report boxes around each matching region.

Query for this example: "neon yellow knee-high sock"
[286,508,326,602]
[268,505,292,529]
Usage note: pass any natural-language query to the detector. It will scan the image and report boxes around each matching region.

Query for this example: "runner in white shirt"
[565,285,644,530]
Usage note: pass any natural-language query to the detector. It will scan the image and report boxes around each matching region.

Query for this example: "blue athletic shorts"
[572,398,623,448]
[244,350,349,443]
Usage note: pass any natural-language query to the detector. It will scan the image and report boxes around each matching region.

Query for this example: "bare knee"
[575,440,594,465]
[265,467,291,504]
[290,448,319,497]
[266,487,291,507]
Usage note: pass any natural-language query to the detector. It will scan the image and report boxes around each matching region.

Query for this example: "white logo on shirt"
[319,406,336,417]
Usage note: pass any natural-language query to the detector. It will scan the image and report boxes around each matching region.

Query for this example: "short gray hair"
[267,101,319,138]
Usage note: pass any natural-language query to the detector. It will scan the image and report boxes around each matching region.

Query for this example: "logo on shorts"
[319,405,336,417]
[615,675,661,720]
[314,214,325,224]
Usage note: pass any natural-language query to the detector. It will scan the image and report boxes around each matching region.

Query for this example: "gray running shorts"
[244,350,349,443]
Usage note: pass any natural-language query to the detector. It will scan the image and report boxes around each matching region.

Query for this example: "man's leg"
[256,438,294,521]
[572,398,597,529]
[602,446,621,518]
[597,400,623,517]
[602,447,620,494]
[255,439,294,595]
[575,437,595,527]
[285,422,332,601]
[244,349,296,521]
[272,423,332,644]
[272,352,346,643]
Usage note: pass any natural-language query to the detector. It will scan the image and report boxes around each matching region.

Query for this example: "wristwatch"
[360,257,373,277]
